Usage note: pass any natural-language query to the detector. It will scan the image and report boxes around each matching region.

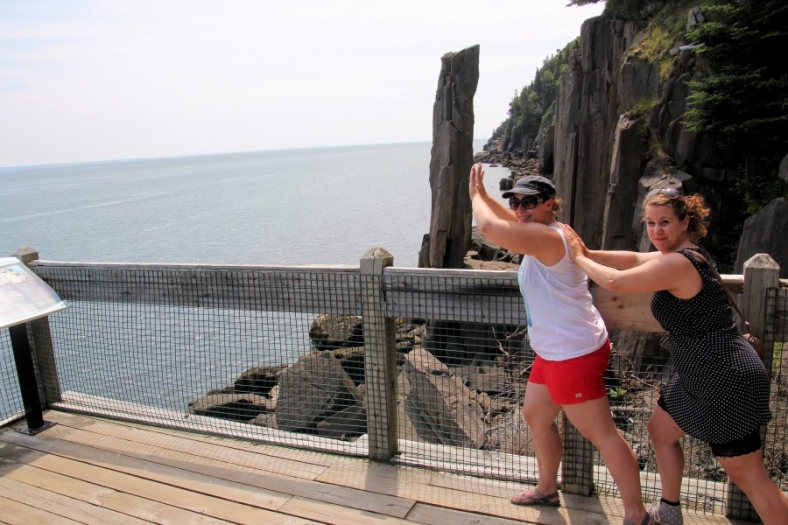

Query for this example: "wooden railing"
[8,246,787,520]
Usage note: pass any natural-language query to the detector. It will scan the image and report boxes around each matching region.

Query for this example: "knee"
[522,405,553,430]
[521,404,538,426]
[647,418,670,445]
[723,462,766,492]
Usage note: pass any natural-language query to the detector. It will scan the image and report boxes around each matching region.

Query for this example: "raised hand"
[469,162,486,200]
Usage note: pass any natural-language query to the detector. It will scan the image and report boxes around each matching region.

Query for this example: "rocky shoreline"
[185,310,678,474]
[187,314,537,452]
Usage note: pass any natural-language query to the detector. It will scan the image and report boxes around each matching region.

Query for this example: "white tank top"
[517,225,608,361]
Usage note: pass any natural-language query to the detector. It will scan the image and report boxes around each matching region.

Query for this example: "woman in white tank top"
[469,163,652,525]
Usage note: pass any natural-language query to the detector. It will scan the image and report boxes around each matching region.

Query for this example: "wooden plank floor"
[0,410,752,525]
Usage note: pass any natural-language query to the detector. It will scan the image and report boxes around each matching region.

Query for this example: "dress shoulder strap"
[680,247,744,323]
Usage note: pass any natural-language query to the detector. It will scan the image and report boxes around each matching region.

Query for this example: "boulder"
[734,197,788,278]
[686,6,705,31]
[315,403,367,440]
[187,393,273,422]
[331,346,367,385]
[275,351,362,433]
[394,318,426,353]
[309,313,363,351]
[401,348,486,448]
[234,364,288,396]
[453,363,509,395]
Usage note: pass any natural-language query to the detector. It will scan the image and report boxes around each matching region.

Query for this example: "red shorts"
[529,339,611,405]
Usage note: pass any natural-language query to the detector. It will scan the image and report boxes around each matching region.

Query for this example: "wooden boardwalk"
[0,410,751,525]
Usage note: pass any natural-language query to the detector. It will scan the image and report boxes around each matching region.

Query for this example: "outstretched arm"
[584,249,661,269]
[562,225,700,296]
[562,225,660,269]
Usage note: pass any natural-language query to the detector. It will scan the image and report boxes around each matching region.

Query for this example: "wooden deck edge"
[51,391,369,456]
[8,409,753,525]
[40,396,738,518]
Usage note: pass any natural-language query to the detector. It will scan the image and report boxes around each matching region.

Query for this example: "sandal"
[510,488,560,507]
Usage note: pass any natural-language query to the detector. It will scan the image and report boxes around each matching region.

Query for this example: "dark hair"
[643,193,710,242]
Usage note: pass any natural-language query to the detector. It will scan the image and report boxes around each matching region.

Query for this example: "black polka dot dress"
[651,248,771,443]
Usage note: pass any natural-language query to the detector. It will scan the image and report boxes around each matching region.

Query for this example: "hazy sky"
[0,1,604,168]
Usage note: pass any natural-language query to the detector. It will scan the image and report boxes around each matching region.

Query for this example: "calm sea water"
[3,142,442,266]
[1,140,512,419]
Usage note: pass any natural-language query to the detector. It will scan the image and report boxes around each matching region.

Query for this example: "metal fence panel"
[0,329,24,425]
[763,287,788,492]
[3,261,786,520]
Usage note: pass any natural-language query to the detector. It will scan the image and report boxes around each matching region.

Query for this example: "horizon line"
[0,137,491,171]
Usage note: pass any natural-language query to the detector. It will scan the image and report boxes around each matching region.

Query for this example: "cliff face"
[553,18,650,250]
[480,6,787,274]
[549,11,786,271]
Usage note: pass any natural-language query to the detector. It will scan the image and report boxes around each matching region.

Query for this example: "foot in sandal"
[510,488,560,507]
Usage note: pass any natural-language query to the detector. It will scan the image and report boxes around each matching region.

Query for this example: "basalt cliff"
[476,4,788,276]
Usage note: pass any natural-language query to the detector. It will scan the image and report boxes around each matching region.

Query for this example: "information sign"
[0,257,70,329]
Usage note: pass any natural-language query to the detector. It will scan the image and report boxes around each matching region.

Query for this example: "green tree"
[686,0,788,157]
[489,40,579,152]
[686,0,788,215]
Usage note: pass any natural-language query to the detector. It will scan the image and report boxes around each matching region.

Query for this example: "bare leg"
[718,449,788,525]
[563,396,647,524]
[521,382,562,496]
[647,406,686,502]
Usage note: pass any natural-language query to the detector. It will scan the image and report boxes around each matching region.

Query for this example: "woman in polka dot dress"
[563,188,788,525]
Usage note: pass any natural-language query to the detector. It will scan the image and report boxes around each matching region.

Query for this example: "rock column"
[420,45,479,269]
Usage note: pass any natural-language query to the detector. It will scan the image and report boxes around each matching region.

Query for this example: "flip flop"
[510,488,560,507]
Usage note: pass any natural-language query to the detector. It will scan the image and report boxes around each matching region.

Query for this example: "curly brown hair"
[643,192,710,242]
[549,197,562,219]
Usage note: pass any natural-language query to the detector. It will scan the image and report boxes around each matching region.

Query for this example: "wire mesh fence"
[24,263,371,456]
[3,258,787,519]
[0,330,24,425]
[763,287,788,491]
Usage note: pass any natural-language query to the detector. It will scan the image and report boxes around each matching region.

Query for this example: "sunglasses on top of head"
[509,195,545,210]
[646,187,681,199]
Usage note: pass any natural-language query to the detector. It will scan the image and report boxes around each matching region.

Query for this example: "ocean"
[0,140,512,419]
[1,140,505,267]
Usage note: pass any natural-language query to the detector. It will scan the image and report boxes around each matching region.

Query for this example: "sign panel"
[0,257,70,329]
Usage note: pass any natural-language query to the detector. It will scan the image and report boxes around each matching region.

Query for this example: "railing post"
[360,247,398,460]
[13,247,62,405]
[726,253,779,521]
[561,417,594,496]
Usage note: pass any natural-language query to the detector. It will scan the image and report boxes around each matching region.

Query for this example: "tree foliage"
[568,0,684,19]
[686,0,788,157]
[684,0,788,228]
[489,40,578,151]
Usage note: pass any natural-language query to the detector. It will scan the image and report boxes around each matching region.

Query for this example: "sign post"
[1,256,70,434]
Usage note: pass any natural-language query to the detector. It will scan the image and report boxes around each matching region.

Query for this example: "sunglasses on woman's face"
[509,195,545,210]
[646,187,680,199]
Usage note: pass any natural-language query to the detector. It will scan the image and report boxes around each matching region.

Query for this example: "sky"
[0,1,605,168]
